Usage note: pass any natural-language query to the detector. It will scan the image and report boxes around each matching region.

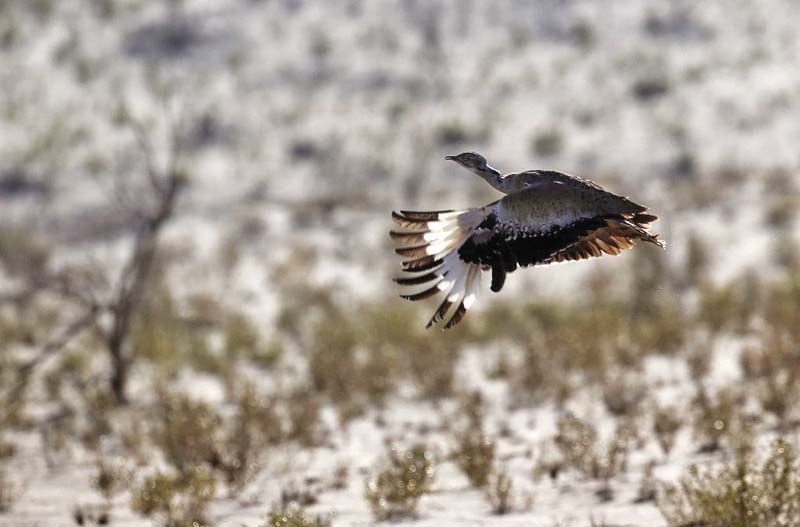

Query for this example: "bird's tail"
[391,208,487,329]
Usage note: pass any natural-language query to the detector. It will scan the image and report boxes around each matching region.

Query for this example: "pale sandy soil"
[2,1,799,526]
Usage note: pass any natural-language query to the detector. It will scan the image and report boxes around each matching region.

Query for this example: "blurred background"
[1,1,799,526]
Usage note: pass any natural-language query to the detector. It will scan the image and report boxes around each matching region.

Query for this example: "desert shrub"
[632,77,670,100]
[454,429,495,488]
[131,466,216,527]
[185,306,279,391]
[554,414,599,477]
[636,462,657,503]
[499,301,627,401]
[434,121,487,146]
[530,129,564,157]
[152,387,282,494]
[683,233,710,289]
[307,313,362,405]
[532,441,567,482]
[773,234,800,270]
[658,439,800,527]
[218,384,283,493]
[685,340,713,383]
[40,404,77,468]
[691,386,750,454]
[223,313,261,360]
[0,436,14,462]
[264,506,331,527]
[0,225,50,279]
[92,457,129,502]
[365,444,435,520]
[652,403,683,456]
[764,195,798,229]
[762,273,800,339]
[601,372,646,417]
[494,292,689,406]
[132,288,207,376]
[629,300,689,357]
[284,390,323,448]
[740,337,800,430]
[278,483,320,509]
[37,347,118,451]
[307,299,465,413]
[359,301,465,401]
[554,415,631,483]
[72,503,110,526]
[151,392,221,477]
[0,470,19,512]
[698,282,755,335]
[485,468,516,515]
[452,391,495,488]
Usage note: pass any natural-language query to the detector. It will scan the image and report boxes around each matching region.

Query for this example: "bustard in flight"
[391,152,664,329]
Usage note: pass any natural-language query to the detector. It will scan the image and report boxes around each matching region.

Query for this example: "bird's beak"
[444,155,454,161]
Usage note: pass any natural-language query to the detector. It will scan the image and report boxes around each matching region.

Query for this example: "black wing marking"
[457,214,609,292]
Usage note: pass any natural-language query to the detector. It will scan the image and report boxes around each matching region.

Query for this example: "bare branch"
[6,303,100,403]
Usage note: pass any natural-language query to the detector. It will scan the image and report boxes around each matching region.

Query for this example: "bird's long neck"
[470,164,506,193]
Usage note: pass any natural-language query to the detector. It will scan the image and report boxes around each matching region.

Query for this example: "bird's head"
[445,152,488,171]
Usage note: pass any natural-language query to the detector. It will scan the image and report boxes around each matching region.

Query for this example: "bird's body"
[391,152,664,329]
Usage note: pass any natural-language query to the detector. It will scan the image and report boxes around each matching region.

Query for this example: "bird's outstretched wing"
[457,185,663,292]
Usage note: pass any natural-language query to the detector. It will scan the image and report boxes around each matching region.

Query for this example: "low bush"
[264,506,331,527]
[485,468,516,515]
[0,470,19,512]
[365,444,435,520]
[658,439,800,527]
[454,429,495,488]
[131,466,216,527]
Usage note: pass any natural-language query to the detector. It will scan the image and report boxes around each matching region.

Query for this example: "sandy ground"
[2,0,800,526]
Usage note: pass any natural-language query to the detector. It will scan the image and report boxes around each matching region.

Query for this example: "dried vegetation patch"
[658,439,800,527]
